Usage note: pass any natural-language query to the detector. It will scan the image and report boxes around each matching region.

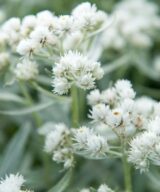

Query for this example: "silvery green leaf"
[0,123,31,177]
[48,169,72,192]
[0,101,54,115]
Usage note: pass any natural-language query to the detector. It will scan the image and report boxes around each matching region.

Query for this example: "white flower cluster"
[14,59,38,81]
[0,173,33,192]
[102,0,160,50]
[39,123,74,169]
[88,80,137,134]
[128,117,160,172]
[52,51,104,94]
[72,126,108,159]
[80,184,114,192]
[0,2,107,81]
[88,80,160,137]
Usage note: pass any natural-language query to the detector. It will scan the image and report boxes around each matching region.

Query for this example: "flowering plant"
[0,1,160,192]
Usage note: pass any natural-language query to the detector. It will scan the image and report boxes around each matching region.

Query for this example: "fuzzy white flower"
[102,0,160,49]
[128,131,160,172]
[87,89,101,106]
[2,18,21,46]
[72,2,107,32]
[55,15,76,36]
[15,59,38,81]
[17,39,39,56]
[98,184,114,192]
[44,123,68,153]
[52,51,103,94]
[36,10,56,30]
[101,88,117,106]
[0,174,24,192]
[52,77,71,95]
[21,15,37,36]
[30,26,58,47]
[89,104,109,124]
[115,79,135,99]
[72,126,108,158]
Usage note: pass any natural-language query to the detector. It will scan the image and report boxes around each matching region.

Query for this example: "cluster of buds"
[52,51,104,94]
[102,0,160,50]
[39,123,74,169]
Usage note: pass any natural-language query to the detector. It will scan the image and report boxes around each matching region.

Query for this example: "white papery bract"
[30,26,58,47]
[72,2,107,32]
[2,18,21,46]
[98,184,114,192]
[102,0,160,50]
[17,39,39,56]
[72,126,109,158]
[128,131,160,172]
[88,80,136,135]
[15,59,38,81]
[42,123,74,169]
[0,174,25,192]
[52,51,104,94]
[21,15,37,37]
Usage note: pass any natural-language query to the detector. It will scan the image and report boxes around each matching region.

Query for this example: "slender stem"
[121,140,132,192]
[19,81,42,127]
[71,86,79,128]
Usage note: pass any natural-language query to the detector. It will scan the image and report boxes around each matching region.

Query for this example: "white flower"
[44,123,68,153]
[147,117,160,134]
[36,10,56,29]
[2,18,20,32]
[89,104,109,124]
[21,15,37,36]
[15,59,38,81]
[128,131,160,172]
[2,18,21,46]
[76,73,95,90]
[102,0,160,49]
[72,2,107,32]
[0,174,24,192]
[98,184,114,192]
[134,97,155,117]
[52,51,103,94]
[52,77,71,95]
[30,26,58,47]
[17,39,39,56]
[115,79,135,99]
[72,126,108,158]
[101,88,117,105]
[55,15,76,36]
[87,89,101,106]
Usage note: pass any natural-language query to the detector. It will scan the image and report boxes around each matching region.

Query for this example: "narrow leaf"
[0,101,54,116]
[48,169,72,192]
[0,123,31,177]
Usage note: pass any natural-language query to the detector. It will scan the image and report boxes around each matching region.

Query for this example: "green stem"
[71,86,79,128]
[121,141,132,192]
[19,81,42,127]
